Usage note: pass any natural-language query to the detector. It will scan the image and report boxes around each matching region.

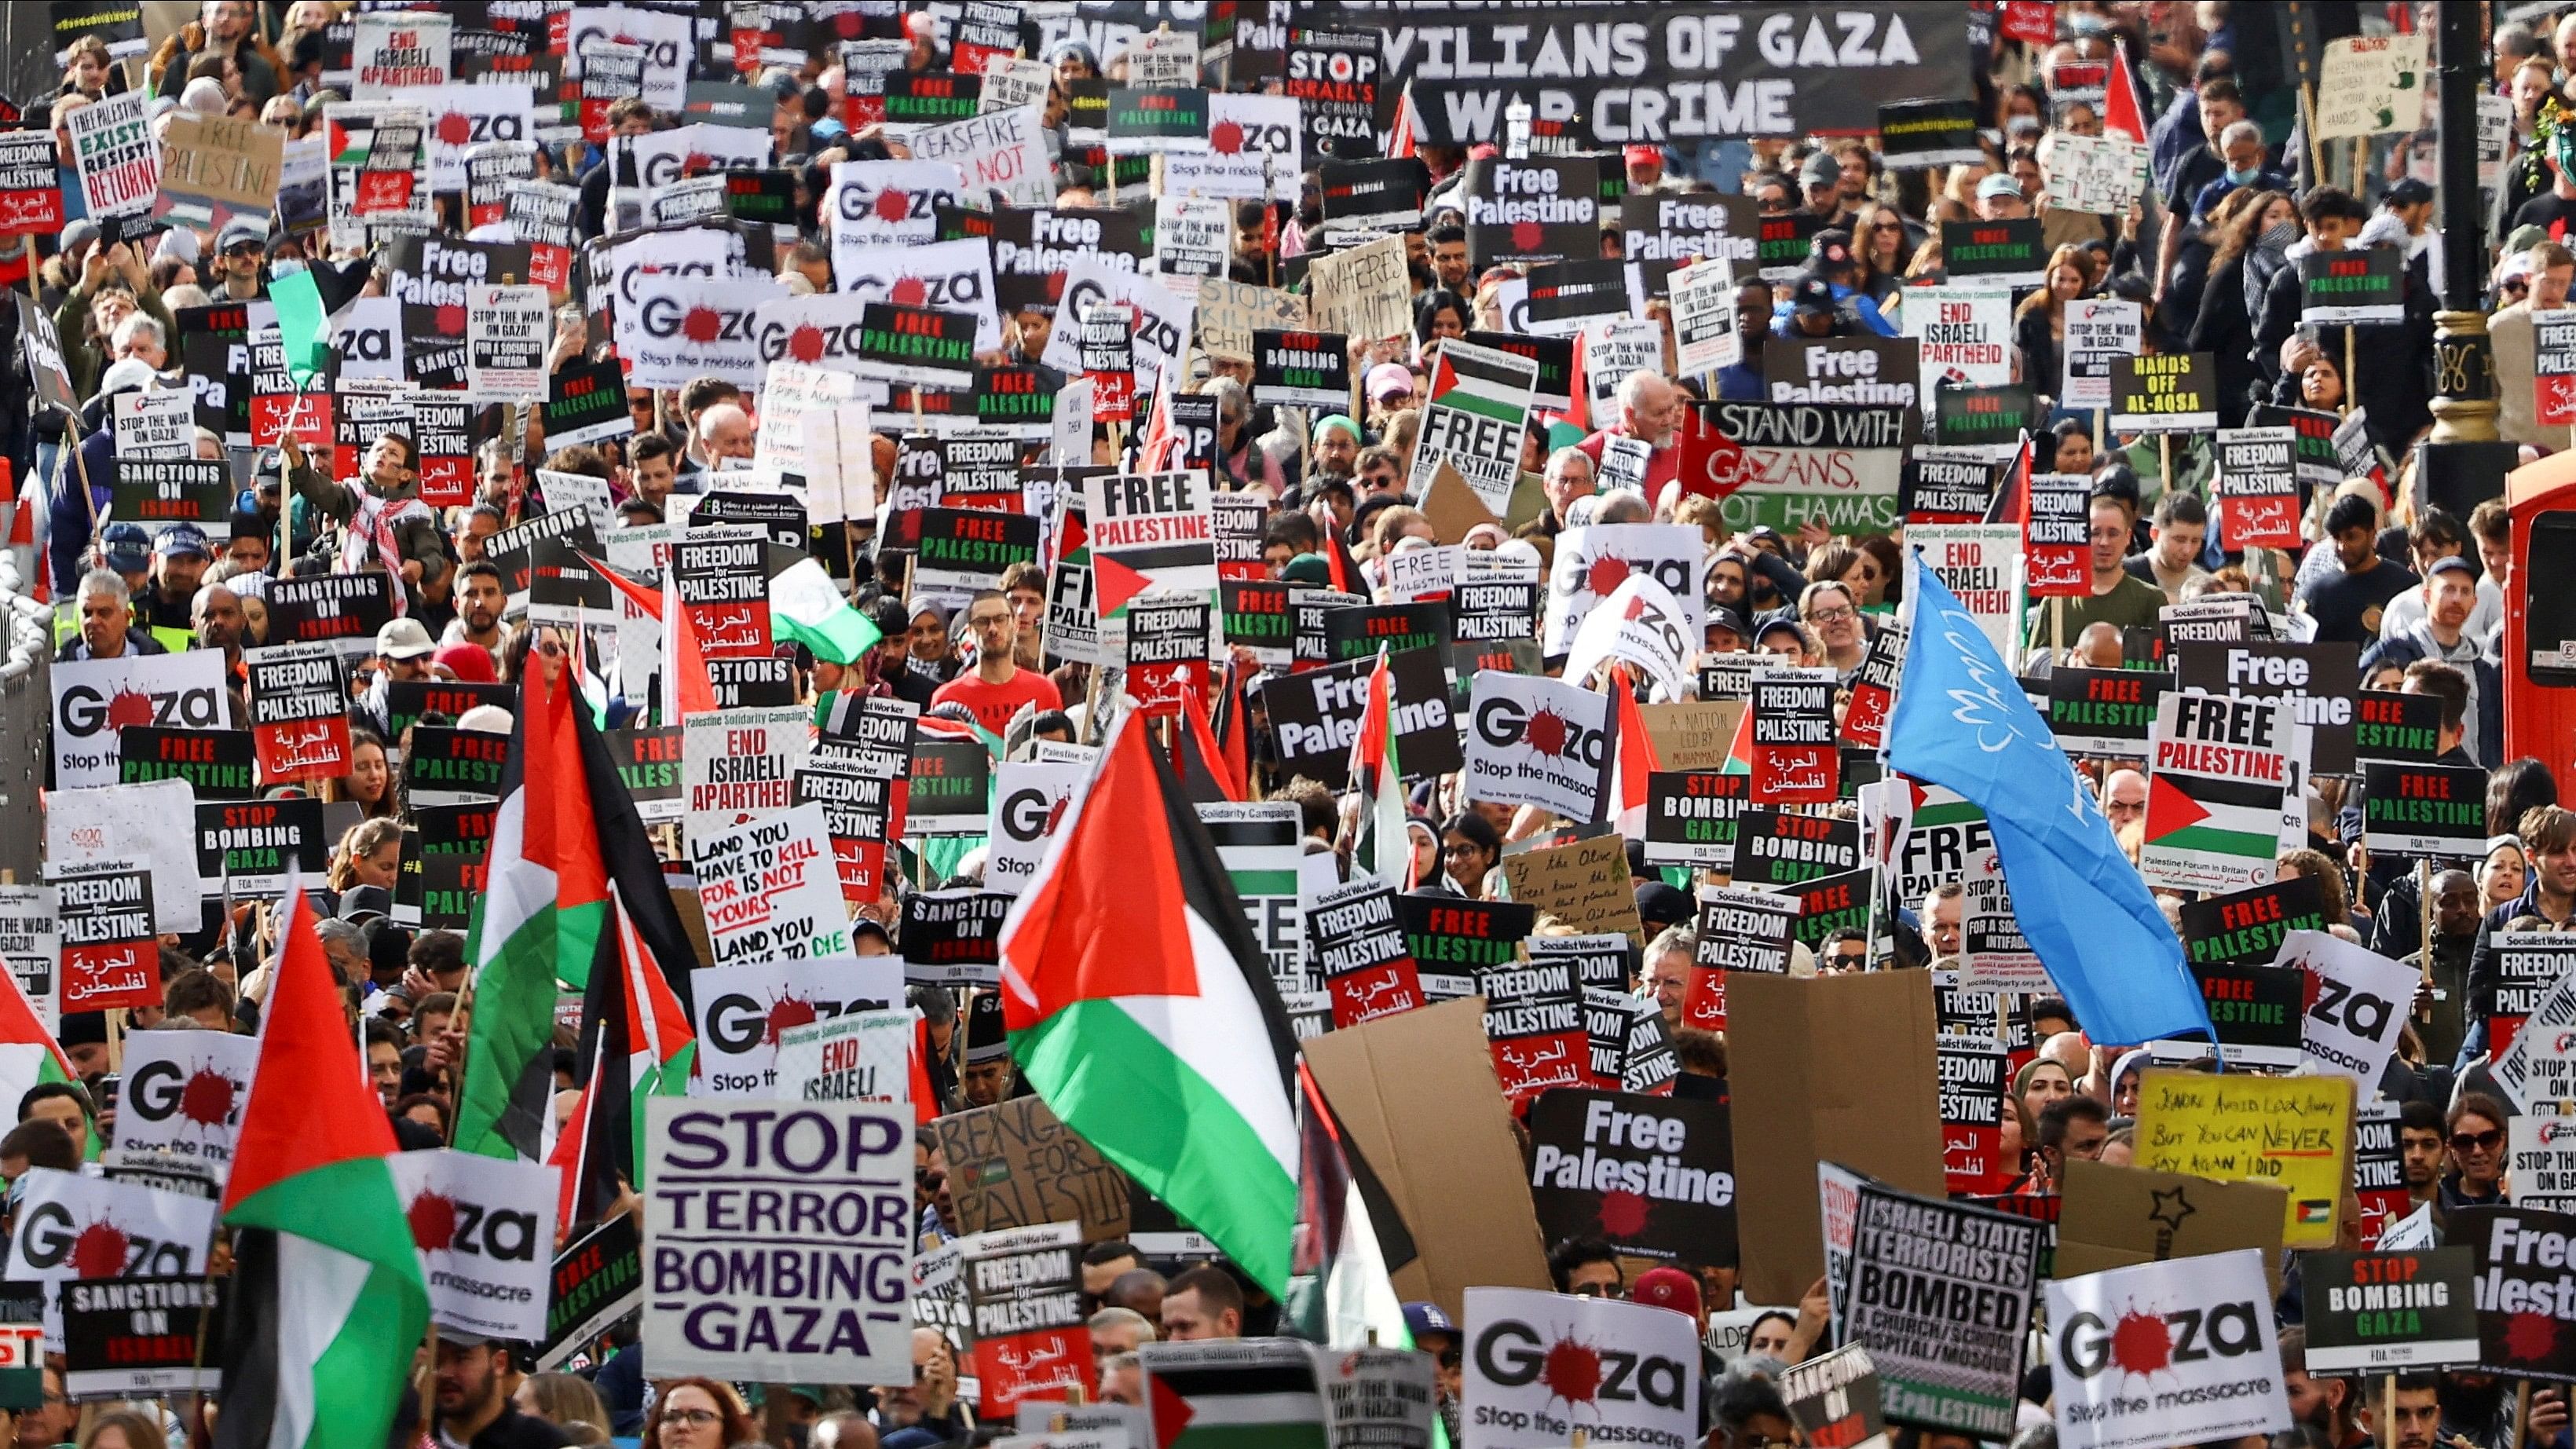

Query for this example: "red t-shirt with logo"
[930,668,1063,737]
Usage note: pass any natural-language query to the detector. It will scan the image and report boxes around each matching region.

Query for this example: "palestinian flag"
[456,664,698,1163]
[1608,663,1659,836]
[551,883,696,1229]
[1000,710,1303,1294]
[770,554,884,665]
[1348,648,1409,888]
[0,956,71,1116]
[1173,676,1242,805]
[213,886,426,1449]
[589,551,718,716]
[1140,1339,1330,1449]
[2104,42,2146,142]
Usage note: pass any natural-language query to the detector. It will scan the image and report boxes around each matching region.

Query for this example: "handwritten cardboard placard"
[1640,701,1747,772]
[933,1094,1132,1242]
[1502,835,1645,946]
[2133,1069,2353,1250]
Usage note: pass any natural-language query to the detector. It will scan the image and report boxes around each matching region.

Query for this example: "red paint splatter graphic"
[684,153,713,176]
[1622,592,1651,622]
[1539,1337,1602,1407]
[764,994,818,1045]
[891,276,929,307]
[1044,796,1070,835]
[434,113,471,148]
[1511,220,1545,254]
[408,1191,459,1252]
[104,690,155,730]
[1210,121,1245,155]
[682,307,723,343]
[788,324,828,363]
[178,1067,236,1128]
[1585,554,1631,598]
[1524,708,1572,756]
[68,1221,129,1279]
[1597,1189,1649,1238]
[2108,1309,2172,1375]
[2508,1311,2562,1363]
[2299,966,2322,1015]
[874,188,911,224]
[436,304,467,335]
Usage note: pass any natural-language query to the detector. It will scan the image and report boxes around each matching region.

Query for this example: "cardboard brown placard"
[1301,997,1553,1319]
[933,1095,1135,1242]
[1420,460,1502,546]
[1729,971,1947,1304]
[1502,835,1645,946]
[1641,701,1749,771]
[2056,1158,2287,1296]
[1197,277,1307,364]
[159,112,285,220]
[671,887,715,968]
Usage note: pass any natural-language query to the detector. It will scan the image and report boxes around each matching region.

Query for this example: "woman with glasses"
[2442,1092,2511,1209]
[652,1378,761,1449]
[1439,811,1504,899]
[1847,201,1915,304]
[1795,580,1869,683]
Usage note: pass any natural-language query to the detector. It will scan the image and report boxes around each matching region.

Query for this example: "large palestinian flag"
[214,887,426,1449]
[999,711,1302,1294]
[456,664,698,1163]
[551,884,696,1229]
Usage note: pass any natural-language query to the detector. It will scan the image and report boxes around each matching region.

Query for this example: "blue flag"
[1886,552,2212,1048]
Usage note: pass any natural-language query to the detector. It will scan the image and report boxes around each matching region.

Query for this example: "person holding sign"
[2025,496,2166,649]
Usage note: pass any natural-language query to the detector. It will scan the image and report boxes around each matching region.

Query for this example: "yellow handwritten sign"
[2133,1069,2354,1249]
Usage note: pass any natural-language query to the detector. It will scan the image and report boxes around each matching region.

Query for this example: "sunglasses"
[2452,1129,2503,1151]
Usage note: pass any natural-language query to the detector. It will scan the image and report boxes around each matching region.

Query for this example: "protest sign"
[1903,288,2012,391]
[680,705,808,838]
[2044,668,2164,757]
[1938,1050,2014,1198]
[67,90,156,221]
[1458,1287,1700,1449]
[2177,877,2326,968]
[2540,311,2576,429]
[2490,932,2576,1061]
[1140,1339,1328,1449]
[935,1096,1132,1243]
[1685,887,1798,1030]
[2362,762,2490,858]
[1252,328,1353,412]
[111,391,193,463]
[1750,673,1839,804]
[2135,1070,2354,1249]
[106,1026,256,1193]
[689,803,854,968]
[388,1150,558,1341]
[1462,673,1612,825]
[1733,808,1859,887]
[2108,353,2219,434]
[967,1226,1090,1414]
[2300,247,2408,326]
[5,1169,213,1288]
[1844,1180,2042,1436]
[2272,929,2421,1088]
[642,1098,912,1381]
[61,1277,224,1399]
[46,779,199,933]
[2043,134,2150,215]
[2044,1250,2289,1449]
[0,130,62,235]
[1544,525,1703,655]
[1527,1090,1735,1264]
[1940,218,2046,287]
[1308,879,1425,1029]
[1480,955,1589,1107]
[2457,1206,2576,1379]
[898,890,1012,986]
[156,112,284,231]
[2172,639,2358,776]
[1642,772,1748,869]
[1668,258,1742,378]
[536,1216,642,1371]
[689,957,904,1098]
[2515,1118,2576,1214]
[1879,99,1984,168]
[243,642,351,785]
[464,284,549,401]
[2140,692,2290,895]
[2300,1246,2479,1373]
[2059,298,2142,411]
[1405,339,1539,515]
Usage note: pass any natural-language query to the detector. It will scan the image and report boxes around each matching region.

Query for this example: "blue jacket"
[46,426,118,597]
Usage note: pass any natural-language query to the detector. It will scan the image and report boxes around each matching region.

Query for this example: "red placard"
[254,713,353,785]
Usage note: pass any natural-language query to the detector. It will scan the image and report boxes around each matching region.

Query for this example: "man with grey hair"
[1515,446,1599,557]
[1643,924,1695,1028]
[690,400,755,474]
[57,569,161,661]
[2189,119,2287,223]
[111,311,166,371]
[1089,1304,1154,1370]
[1576,370,1683,496]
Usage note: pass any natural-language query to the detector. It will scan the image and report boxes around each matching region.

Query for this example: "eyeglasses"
[1442,840,1483,857]
[968,613,1011,629]
[2452,1129,2504,1151]
[1806,606,1857,624]
[660,1409,723,1427]
[1874,221,1905,233]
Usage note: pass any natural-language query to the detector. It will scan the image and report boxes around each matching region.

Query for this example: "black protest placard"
[2301,248,2407,326]
[1879,99,1985,168]
[2044,668,2168,758]
[243,643,352,784]
[1322,601,1449,665]
[1902,448,2001,525]
[1755,210,1822,283]
[1463,155,1601,268]
[1221,580,1293,655]
[899,890,1012,985]
[488,508,600,603]
[2355,691,2445,767]
[402,726,512,805]
[413,397,481,506]
[1125,595,1211,721]
[1252,329,1353,411]
[1481,954,1592,1109]
[193,797,326,891]
[1524,258,1631,332]
[2300,1246,2479,1374]
[62,1277,224,1398]
[2457,1206,2576,1379]
[1452,568,1539,646]
[934,431,1020,507]
[119,726,254,799]
[2172,964,2307,1067]
[264,573,396,656]
[884,71,981,128]
[907,736,993,836]
[2108,353,2219,434]
[1258,648,1458,788]
[1319,157,1428,232]
[1106,86,1209,154]
[915,508,1041,590]
[1398,896,1535,975]
[1643,770,1749,869]
[536,1214,642,1372]
[1733,807,1860,886]
[669,529,770,658]
[1790,868,1874,950]
[694,491,809,554]
[1781,1348,1889,1449]
[1845,1180,2043,1436]
[2179,876,2327,968]
[1940,218,2047,286]
[1751,675,1837,804]
[384,681,513,741]
[2363,762,2490,859]
[2174,639,2363,776]
[1285,25,1380,159]
[413,803,496,858]
[796,761,898,906]
[1762,335,1921,411]
[1932,384,2034,450]
[855,302,977,389]
[1307,878,1425,1029]
[1528,1089,1736,1263]
[108,459,231,528]
[2247,403,2345,488]
[544,356,631,449]
[1692,887,1798,981]
[1940,1048,2014,1197]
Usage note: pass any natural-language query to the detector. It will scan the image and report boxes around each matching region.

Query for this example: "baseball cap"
[2358,213,2411,251]
[1789,275,1839,315]
[97,357,158,397]
[852,917,893,948]
[2427,554,2475,580]
[2383,177,2434,207]
[1401,1301,1457,1342]
[1705,604,1751,643]
[338,885,392,924]
[1631,1266,1703,1318]
[61,219,99,255]
[375,617,437,660]
[1366,361,1416,402]
[1623,144,1663,166]
[1976,173,2024,201]
[457,704,514,734]
[153,522,212,560]
[215,215,268,254]
[1798,151,1839,187]
[1809,227,1856,270]
[101,521,151,573]
[1636,882,1693,933]
[865,595,910,640]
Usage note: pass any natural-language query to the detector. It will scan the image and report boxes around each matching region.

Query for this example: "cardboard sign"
[1459,1287,1700,1449]
[935,1097,1132,1243]
[1528,1089,1735,1264]
[2362,762,2490,858]
[1502,835,1645,946]
[2456,1206,2576,1379]
[1846,1180,2043,1436]
[2044,1250,2289,1449]
[642,1097,911,1381]
[2134,1070,2354,1250]
[2300,1246,2479,1374]
[1308,879,1425,1028]
[1730,973,1947,1304]
[2140,692,2290,895]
